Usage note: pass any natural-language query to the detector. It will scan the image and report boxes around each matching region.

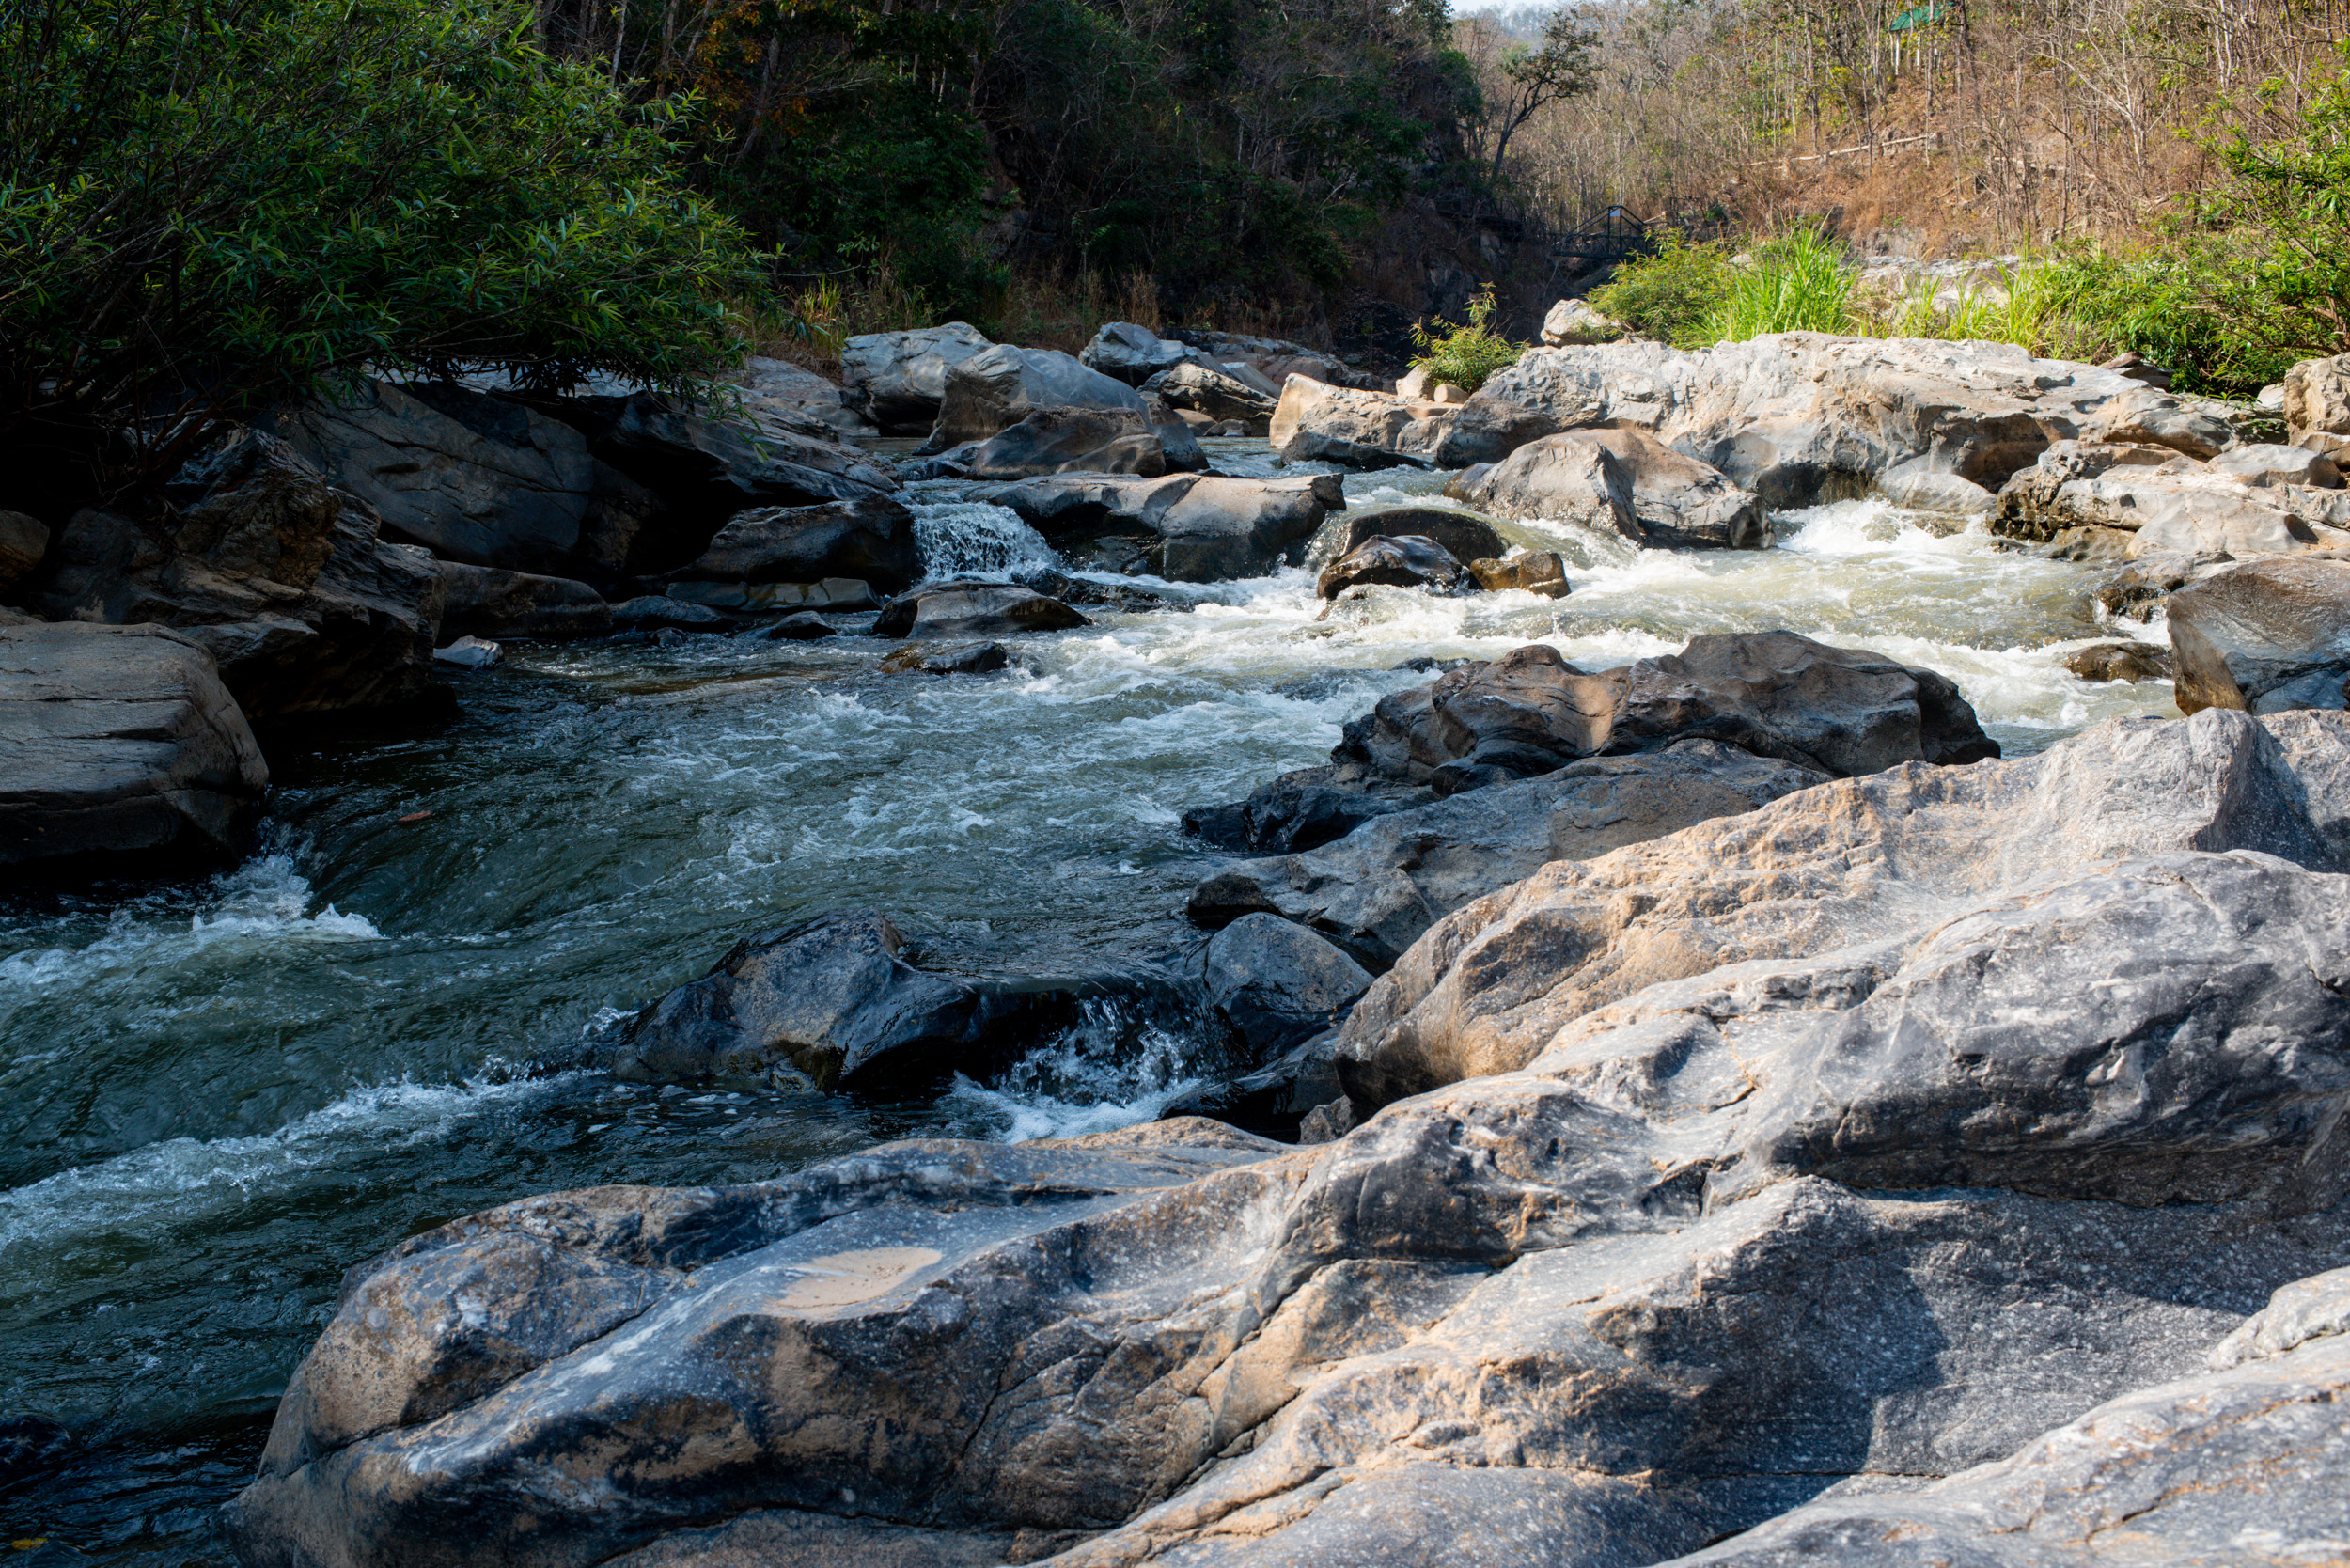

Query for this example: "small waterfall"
[910,501,1061,577]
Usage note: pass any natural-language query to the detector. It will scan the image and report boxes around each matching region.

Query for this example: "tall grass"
[1700,227,1855,342]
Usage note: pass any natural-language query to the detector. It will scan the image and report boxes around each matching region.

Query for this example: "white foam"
[908,501,1060,576]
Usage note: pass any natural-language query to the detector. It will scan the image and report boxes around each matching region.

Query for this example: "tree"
[0,0,763,504]
[1476,8,1600,189]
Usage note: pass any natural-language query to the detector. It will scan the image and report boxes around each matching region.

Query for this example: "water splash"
[909,501,1061,577]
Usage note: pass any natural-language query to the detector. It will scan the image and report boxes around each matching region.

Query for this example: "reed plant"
[1699,227,1856,342]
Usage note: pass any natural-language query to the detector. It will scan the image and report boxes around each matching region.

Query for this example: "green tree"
[2201,43,2350,357]
[0,0,762,502]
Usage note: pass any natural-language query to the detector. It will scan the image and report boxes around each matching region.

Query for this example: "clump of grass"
[1409,285,1525,392]
[1700,226,1856,342]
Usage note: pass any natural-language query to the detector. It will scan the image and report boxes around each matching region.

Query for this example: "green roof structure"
[1888,2,1950,30]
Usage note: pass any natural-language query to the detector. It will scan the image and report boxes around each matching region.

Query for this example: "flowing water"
[0,439,2179,1563]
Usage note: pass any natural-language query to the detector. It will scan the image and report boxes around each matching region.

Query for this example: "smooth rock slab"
[664,495,921,596]
[2167,555,2350,714]
[1315,535,1467,599]
[872,582,1090,638]
[437,563,611,641]
[0,622,269,870]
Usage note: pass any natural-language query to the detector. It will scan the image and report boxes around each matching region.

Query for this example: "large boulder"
[436,564,611,641]
[946,408,1173,479]
[1079,322,1213,386]
[981,472,1341,581]
[1189,742,1829,969]
[925,346,1147,450]
[2167,557,2350,714]
[1316,535,1468,599]
[1333,634,1996,796]
[1994,440,2350,557]
[0,510,51,597]
[227,705,2350,1568]
[1450,428,1769,549]
[0,622,269,871]
[608,912,983,1090]
[34,431,444,723]
[665,495,922,596]
[1440,334,2236,504]
[1201,913,1374,1054]
[739,355,877,441]
[1334,506,1507,564]
[1540,297,1621,345]
[871,581,1091,638]
[839,323,995,433]
[1139,360,1277,425]
[2283,351,2350,462]
[1334,707,2350,1107]
[1268,376,1455,467]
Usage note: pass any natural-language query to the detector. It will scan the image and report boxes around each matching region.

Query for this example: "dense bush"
[0,0,760,501]
[1409,285,1523,390]
[1587,232,1734,345]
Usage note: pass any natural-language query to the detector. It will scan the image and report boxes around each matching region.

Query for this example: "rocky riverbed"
[5,328,2348,1567]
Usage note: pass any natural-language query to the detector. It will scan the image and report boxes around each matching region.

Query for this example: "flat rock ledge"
[226,709,2350,1568]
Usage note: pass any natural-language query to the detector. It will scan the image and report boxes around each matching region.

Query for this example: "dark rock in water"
[2092,548,2235,622]
[2066,640,2172,682]
[1140,360,1277,424]
[1338,643,1625,792]
[226,707,2350,1568]
[1201,913,1374,1055]
[924,345,1146,449]
[1183,765,1438,855]
[1337,507,1506,565]
[1316,535,1468,599]
[1163,1027,1347,1141]
[1018,568,1176,613]
[34,430,444,723]
[432,635,501,669]
[0,509,51,596]
[1189,743,1829,969]
[0,622,270,871]
[610,912,979,1090]
[610,596,726,633]
[950,408,1172,479]
[880,641,1010,676]
[438,562,611,641]
[872,582,1089,638]
[759,612,838,641]
[666,495,921,596]
[979,473,1341,582]
[2168,556,2350,715]
[1466,552,1569,597]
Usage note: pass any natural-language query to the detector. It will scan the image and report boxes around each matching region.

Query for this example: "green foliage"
[1700,227,1856,342]
[1409,285,1524,391]
[1587,231,1732,344]
[0,0,760,496]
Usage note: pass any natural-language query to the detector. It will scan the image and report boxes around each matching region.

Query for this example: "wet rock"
[839,323,995,433]
[2091,548,2236,620]
[872,582,1090,638]
[759,612,838,641]
[2284,350,2350,462]
[981,473,1340,582]
[666,577,877,614]
[1182,765,1439,855]
[1018,569,1177,613]
[1540,297,1621,346]
[925,346,1146,450]
[2065,640,2172,682]
[1872,459,1997,518]
[1140,360,1277,425]
[1334,708,2350,1106]
[664,495,921,596]
[0,621,270,871]
[609,912,980,1090]
[1268,377,1455,466]
[1466,552,1570,596]
[880,641,1011,676]
[1334,507,1506,564]
[431,635,502,669]
[2040,523,2137,562]
[1079,322,1213,386]
[1315,535,1467,599]
[1202,913,1374,1054]
[948,408,1171,479]
[1190,743,1830,970]
[1450,429,1768,549]
[437,563,611,641]
[34,430,444,723]
[610,596,726,633]
[1440,336,2234,502]
[0,510,50,596]
[2167,556,2350,714]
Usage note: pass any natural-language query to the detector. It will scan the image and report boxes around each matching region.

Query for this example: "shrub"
[0,0,763,502]
[1587,232,1733,345]
[1409,286,1525,392]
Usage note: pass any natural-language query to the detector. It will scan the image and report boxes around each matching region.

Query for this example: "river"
[0,440,2177,1563]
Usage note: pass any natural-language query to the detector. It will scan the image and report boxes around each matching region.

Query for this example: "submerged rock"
[758,612,838,641]
[0,622,270,871]
[1466,551,1569,596]
[981,472,1340,582]
[609,596,726,633]
[1315,534,1467,599]
[873,582,1090,638]
[2064,639,2172,682]
[2168,556,2350,714]
[880,641,1011,676]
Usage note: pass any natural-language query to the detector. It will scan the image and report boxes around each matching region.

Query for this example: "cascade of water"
[908,500,1061,577]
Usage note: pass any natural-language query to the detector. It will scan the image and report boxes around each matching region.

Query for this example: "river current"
[0,440,2178,1563]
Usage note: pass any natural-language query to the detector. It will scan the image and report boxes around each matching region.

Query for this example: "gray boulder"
[839,323,995,433]
[739,355,877,441]
[1139,360,1277,425]
[1450,428,1769,550]
[665,495,922,596]
[609,912,980,1090]
[609,596,725,633]
[34,431,444,723]
[2209,440,2343,488]
[0,510,50,596]
[2168,556,2350,714]
[925,346,1146,450]
[1190,743,1829,970]
[1334,506,1506,564]
[1080,322,1211,385]
[1316,535,1467,599]
[1994,441,2350,557]
[0,622,269,871]
[1268,376,1455,467]
[2284,350,2350,462]
[1202,913,1374,1054]
[1466,551,1570,596]
[872,581,1090,638]
[982,473,1341,582]
[437,563,611,641]
[2065,639,2172,682]
[949,408,1171,479]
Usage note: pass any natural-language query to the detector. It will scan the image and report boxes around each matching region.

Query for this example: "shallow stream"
[0,440,2180,1563]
